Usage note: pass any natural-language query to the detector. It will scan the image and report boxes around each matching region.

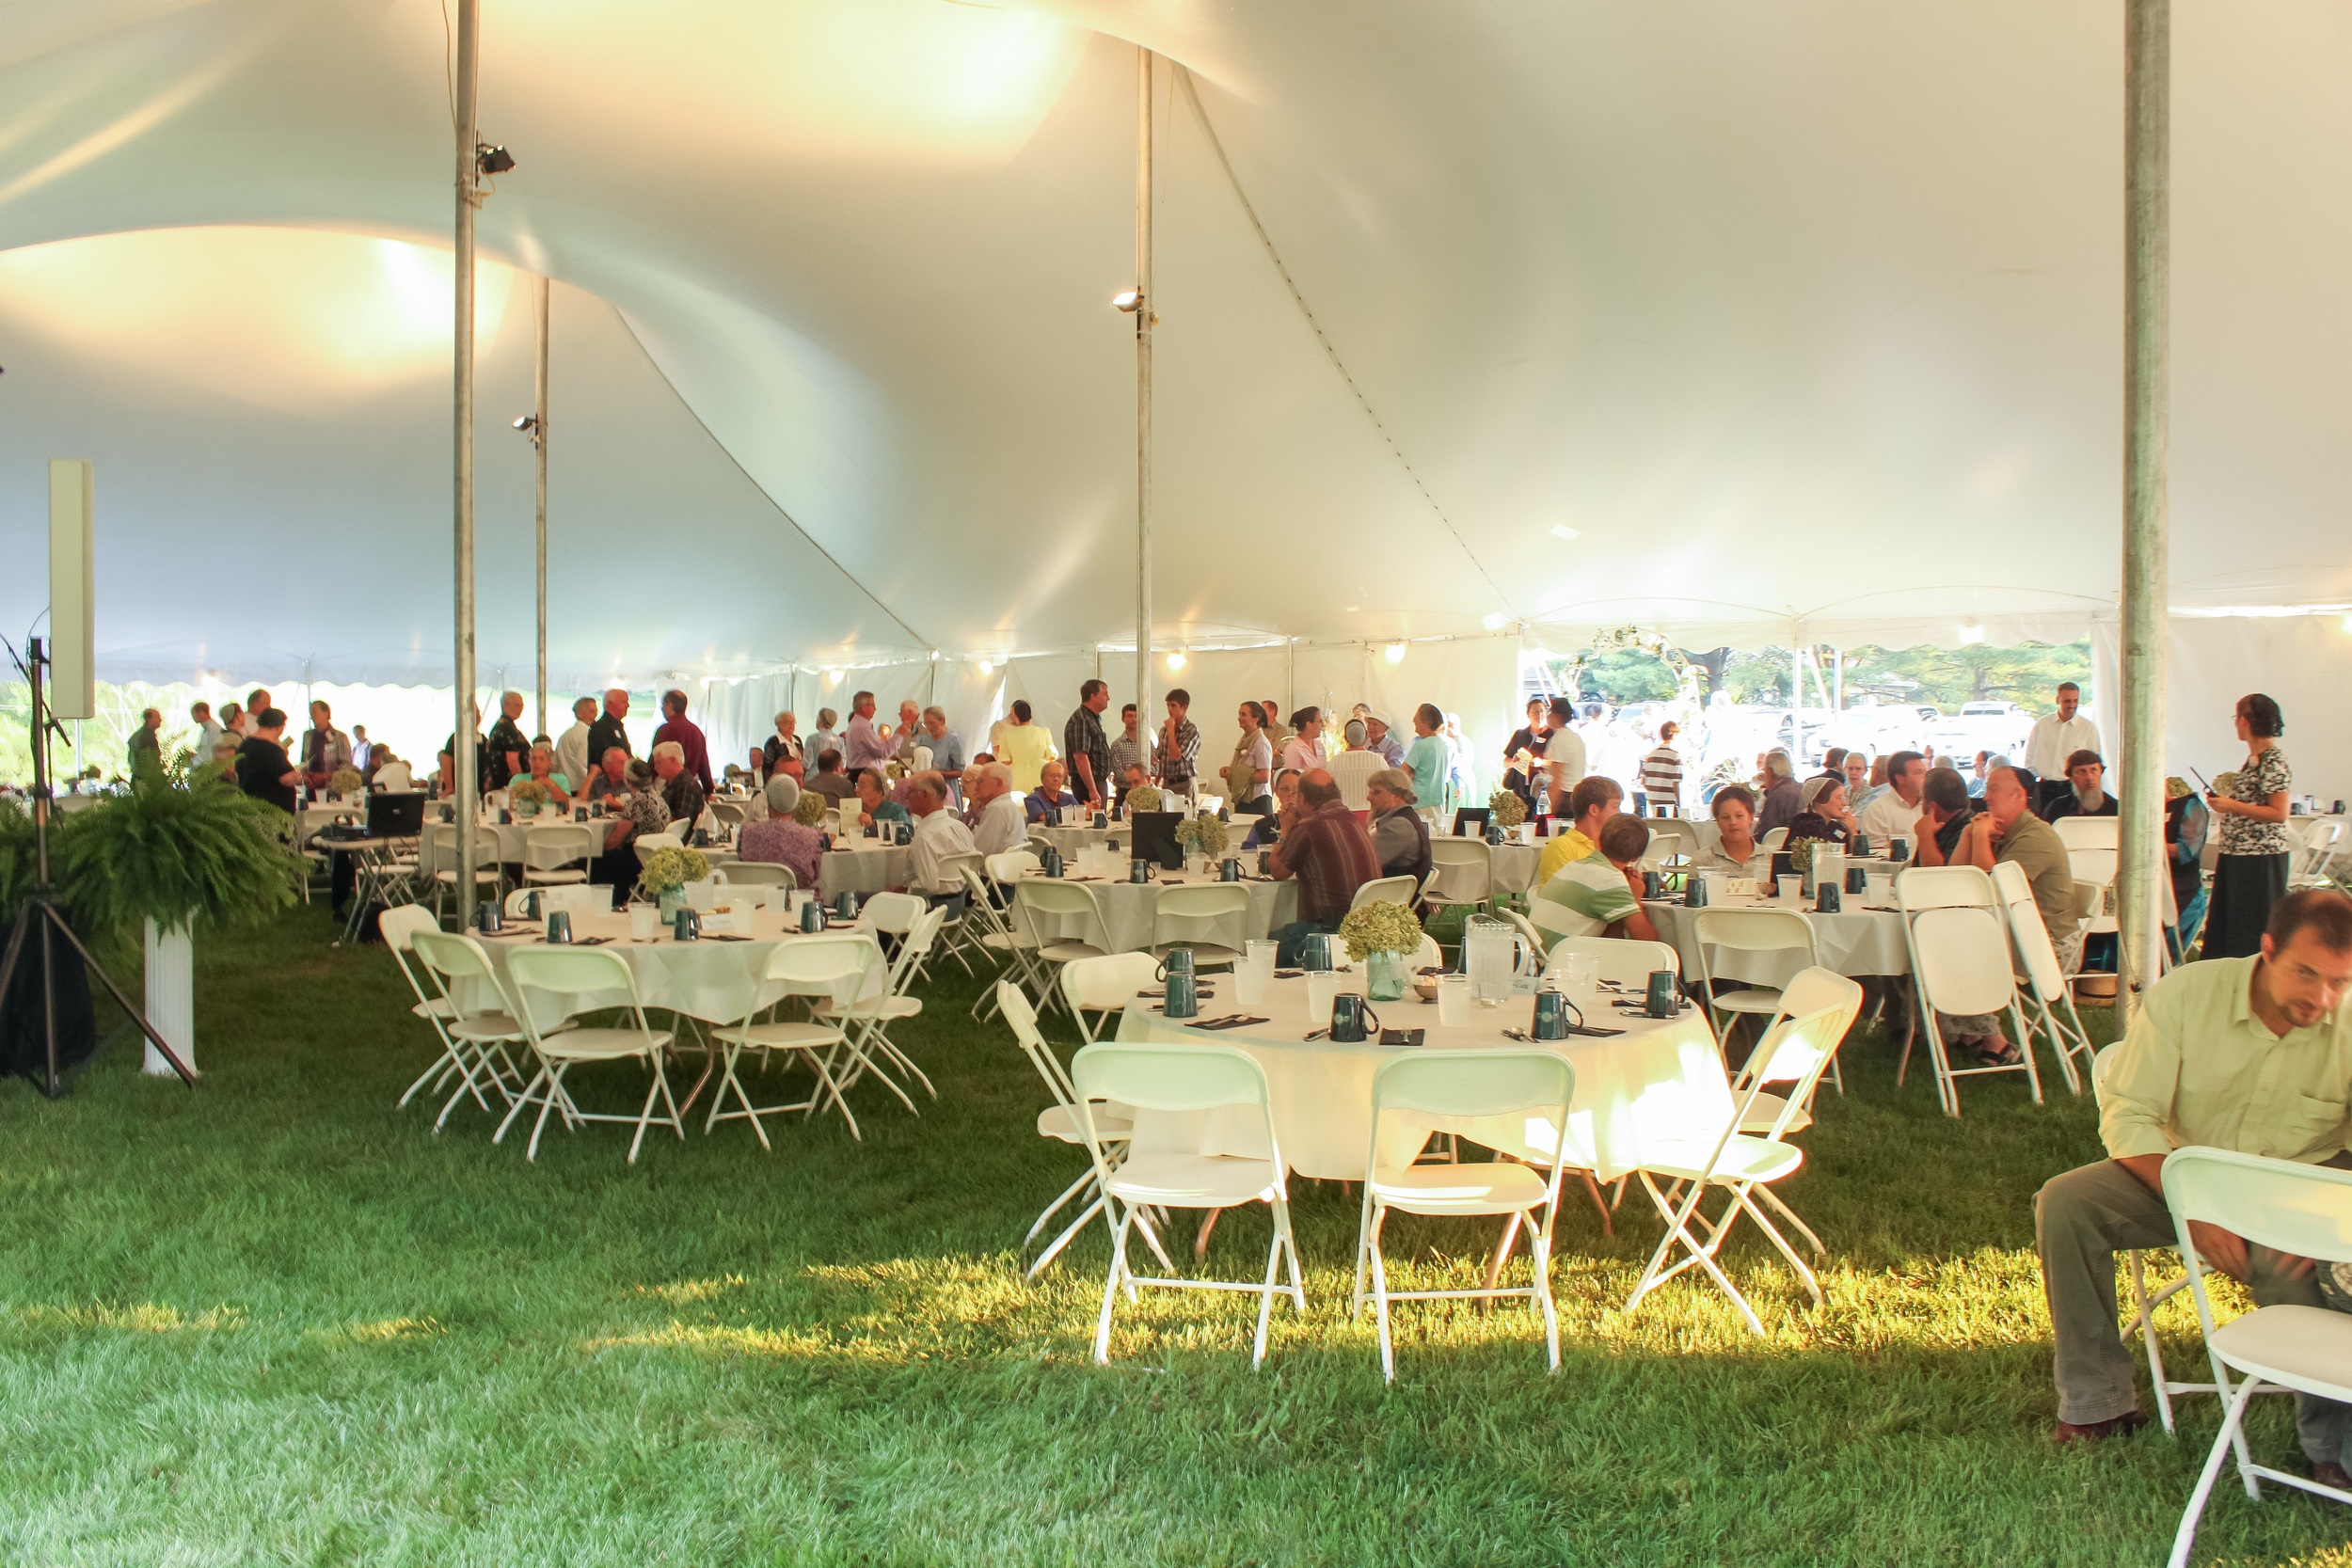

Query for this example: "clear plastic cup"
[628,904,660,941]
[1776,875,1803,903]
[1436,974,1471,1027]
[1305,970,1339,1022]
[1234,963,1266,1006]
[1247,939,1278,976]
[1867,874,1895,907]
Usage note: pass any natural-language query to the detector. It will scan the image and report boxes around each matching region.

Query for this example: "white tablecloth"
[1114,973,1729,1181]
[415,813,605,876]
[1643,892,1910,987]
[1011,868,1298,955]
[459,903,878,1026]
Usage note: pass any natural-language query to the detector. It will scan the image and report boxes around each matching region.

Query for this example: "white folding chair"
[962,864,1049,1022]
[930,850,987,975]
[1149,883,1252,969]
[1072,1041,1304,1369]
[1691,906,1820,1049]
[636,831,685,854]
[1545,935,1680,990]
[426,824,504,926]
[1895,864,2041,1117]
[2161,1148,2352,1567]
[710,933,882,1145]
[503,883,608,919]
[1993,859,2095,1095]
[2289,818,2344,891]
[723,862,798,889]
[2053,816,2119,852]
[522,823,596,885]
[386,906,521,1124]
[1060,951,1161,1045]
[1502,907,1553,968]
[1422,838,1495,916]
[1349,1051,1575,1382]
[497,945,683,1163]
[2066,843,2120,950]
[708,800,746,829]
[1625,997,1851,1334]
[998,981,1175,1277]
[1645,818,1701,872]
[815,903,946,1104]
[405,929,543,1132]
[1014,880,1116,1006]
[1350,875,1420,913]
[1760,826,1789,853]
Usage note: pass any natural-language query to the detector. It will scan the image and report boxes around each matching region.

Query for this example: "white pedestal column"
[143,918,193,1076]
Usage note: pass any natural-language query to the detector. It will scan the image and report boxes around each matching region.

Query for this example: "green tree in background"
[1532,640,2092,717]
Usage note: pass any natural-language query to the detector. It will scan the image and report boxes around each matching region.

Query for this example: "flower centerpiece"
[1173,811,1229,866]
[328,767,364,800]
[509,778,552,816]
[1125,784,1164,816]
[791,790,828,827]
[636,845,712,913]
[1337,898,1426,1001]
[1487,788,1528,830]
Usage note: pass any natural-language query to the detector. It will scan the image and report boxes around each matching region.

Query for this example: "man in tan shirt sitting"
[2036,889,2352,1482]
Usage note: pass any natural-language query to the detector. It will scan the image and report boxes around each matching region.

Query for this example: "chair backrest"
[410,928,500,987]
[858,891,928,934]
[1152,882,1251,954]
[1990,858,2068,999]
[2065,845,2119,893]
[1759,826,1789,852]
[1062,951,1161,1014]
[505,943,643,1007]
[1000,979,1081,1112]
[1371,1048,1572,1121]
[1548,935,1680,988]
[1894,863,1998,912]
[1074,1040,1272,1118]
[1410,932,1444,970]
[709,800,746,827]
[503,883,608,917]
[1691,906,1817,957]
[1502,907,1552,964]
[985,849,1041,887]
[523,824,597,870]
[378,903,437,954]
[1016,879,1112,951]
[937,851,986,896]
[2053,816,2118,852]
[2163,1148,2352,1284]
[1425,837,1493,902]
[637,832,685,853]
[759,932,882,1013]
[1897,865,2014,1014]
[1733,998,1855,1141]
[722,862,796,888]
[1350,875,1419,911]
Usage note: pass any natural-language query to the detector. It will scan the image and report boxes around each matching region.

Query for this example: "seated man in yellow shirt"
[2036,889,2352,1480]
[1535,775,1621,887]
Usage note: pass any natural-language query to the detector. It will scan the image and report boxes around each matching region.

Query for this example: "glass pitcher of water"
[1464,914,1527,1006]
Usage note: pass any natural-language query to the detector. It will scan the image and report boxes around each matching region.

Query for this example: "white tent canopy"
[3,2,2349,690]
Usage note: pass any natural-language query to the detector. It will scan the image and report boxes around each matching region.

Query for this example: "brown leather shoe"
[2311,1459,2352,1492]
[2052,1411,2149,1444]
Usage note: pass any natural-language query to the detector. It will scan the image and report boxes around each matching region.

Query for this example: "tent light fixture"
[1957,623,1986,646]
[2342,614,2352,636]
[1384,642,1407,665]
[977,659,993,676]
[1482,612,1508,631]
[475,143,516,177]
[1549,524,1581,543]
[512,414,538,435]
[1112,290,1143,312]
[1166,651,1186,671]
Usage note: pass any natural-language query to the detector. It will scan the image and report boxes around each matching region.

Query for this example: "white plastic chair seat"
[1038,1102,1134,1143]
[537,1025,675,1062]
[1150,940,1245,966]
[2207,1306,2352,1397]
[1368,1160,1549,1215]
[1710,988,1786,1014]
[1037,940,1108,964]
[410,997,457,1021]
[1636,1136,1805,1186]
[447,1011,540,1042]
[435,867,501,884]
[1735,1092,1812,1135]
[818,995,922,1022]
[523,867,589,884]
[1105,1151,1282,1207]
[725,1021,845,1051]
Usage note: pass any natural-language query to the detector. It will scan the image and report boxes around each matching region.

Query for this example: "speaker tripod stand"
[0,637,195,1097]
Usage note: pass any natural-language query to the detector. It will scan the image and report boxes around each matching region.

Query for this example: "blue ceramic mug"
[1851,832,1871,858]
[674,907,700,941]
[1301,932,1334,973]
[1645,970,1677,1019]
[800,897,824,933]
[1685,876,1709,908]
[545,910,573,943]
[524,890,543,921]
[1131,858,1152,885]
[836,891,859,920]
[1846,865,1869,895]
[475,900,501,933]
[1816,881,1842,914]
[1219,858,1241,882]
[1532,989,1569,1041]
[1329,993,1378,1043]
[1164,972,1199,1021]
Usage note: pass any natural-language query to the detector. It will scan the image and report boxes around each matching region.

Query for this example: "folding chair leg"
[1756,1183,1824,1256]
[1251,1222,1283,1370]
[2169,1378,2263,1568]
[1579,1168,1613,1235]
[1092,1210,1134,1364]
[1368,1207,1396,1383]
[1531,1217,1561,1371]
[1734,1185,1820,1305]
[1481,1212,1524,1293]
[2127,1250,2177,1435]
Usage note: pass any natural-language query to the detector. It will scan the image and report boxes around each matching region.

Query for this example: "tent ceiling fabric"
[1,2,2346,684]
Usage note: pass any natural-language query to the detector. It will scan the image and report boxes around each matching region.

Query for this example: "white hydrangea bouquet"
[636,845,711,901]
[1173,811,1230,860]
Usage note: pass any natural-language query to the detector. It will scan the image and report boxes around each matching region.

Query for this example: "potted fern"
[26,757,306,1074]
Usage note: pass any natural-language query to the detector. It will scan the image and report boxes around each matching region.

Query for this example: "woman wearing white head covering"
[736,772,822,891]
[1782,774,1856,849]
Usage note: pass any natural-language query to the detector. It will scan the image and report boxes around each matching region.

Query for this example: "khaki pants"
[2035,1156,2350,1461]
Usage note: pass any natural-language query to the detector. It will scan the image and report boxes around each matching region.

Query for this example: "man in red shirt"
[1268,769,1382,965]
[652,688,714,796]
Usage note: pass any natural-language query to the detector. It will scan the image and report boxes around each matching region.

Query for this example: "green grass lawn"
[3,906,2347,1566]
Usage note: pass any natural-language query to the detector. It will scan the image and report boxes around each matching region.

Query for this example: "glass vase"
[1367,949,1409,1003]
[658,888,685,920]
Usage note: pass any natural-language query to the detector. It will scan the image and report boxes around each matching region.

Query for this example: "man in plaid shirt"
[1063,679,1114,808]
[1268,769,1381,965]
[1156,688,1200,796]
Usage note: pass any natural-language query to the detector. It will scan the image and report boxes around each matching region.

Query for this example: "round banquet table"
[1642,887,1910,989]
[1113,972,1730,1182]
[700,839,910,902]
[1010,866,1298,955]
[414,812,607,877]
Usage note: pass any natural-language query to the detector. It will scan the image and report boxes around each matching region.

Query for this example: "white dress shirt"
[1543,726,1586,799]
[1855,786,1926,849]
[911,807,978,894]
[2025,713,2105,779]
[555,721,593,790]
[973,792,1029,857]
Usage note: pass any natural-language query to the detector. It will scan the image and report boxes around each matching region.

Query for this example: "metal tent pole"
[533,273,549,740]
[452,0,481,924]
[1133,46,1155,757]
[2118,0,2170,1021]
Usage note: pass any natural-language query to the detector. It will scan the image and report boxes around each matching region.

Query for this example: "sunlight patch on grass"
[313,1314,444,1343]
[630,1275,746,1305]
[9,1301,244,1335]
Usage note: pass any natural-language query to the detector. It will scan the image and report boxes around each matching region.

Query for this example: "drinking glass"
[1867,873,1895,907]
[1233,963,1266,1007]
[1305,970,1339,1022]
[1247,940,1278,978]
[1776,875,1803,903]
[628,904,660,941]
[1435,974,1471,1027]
